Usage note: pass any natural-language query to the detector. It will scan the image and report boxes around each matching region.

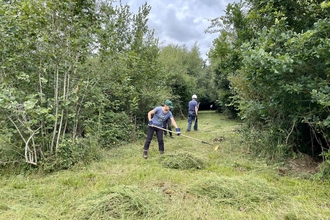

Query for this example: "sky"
[118,0,237,61]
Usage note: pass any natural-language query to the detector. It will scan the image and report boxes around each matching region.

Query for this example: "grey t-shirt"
[188,100,198,112]
[151,106,173,127]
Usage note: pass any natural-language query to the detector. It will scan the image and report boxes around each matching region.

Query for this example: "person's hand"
[148,120,153,126]
[176,128,181,136]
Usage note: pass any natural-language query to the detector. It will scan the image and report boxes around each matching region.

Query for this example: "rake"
[149,125,219,150]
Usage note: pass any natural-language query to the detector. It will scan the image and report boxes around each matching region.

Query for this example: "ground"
[285,152,321,175]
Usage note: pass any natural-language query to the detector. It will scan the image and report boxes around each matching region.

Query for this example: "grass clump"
[78,185,164,219]
[188,175,280,211]
[160,152,206,170]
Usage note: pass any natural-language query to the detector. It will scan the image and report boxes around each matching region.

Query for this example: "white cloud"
[120,0,237,60]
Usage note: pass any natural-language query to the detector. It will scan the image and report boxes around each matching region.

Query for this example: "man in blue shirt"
[186,94,199,132]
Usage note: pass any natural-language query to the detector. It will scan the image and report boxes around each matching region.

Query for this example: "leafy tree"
[92,2,166,142]
[207,3,246,116]
[158,44,204,118]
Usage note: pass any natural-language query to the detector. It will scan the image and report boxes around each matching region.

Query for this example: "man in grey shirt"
[186,94,198,132]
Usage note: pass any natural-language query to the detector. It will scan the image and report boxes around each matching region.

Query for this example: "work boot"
[160,151,164,154]
[143,150,148,159]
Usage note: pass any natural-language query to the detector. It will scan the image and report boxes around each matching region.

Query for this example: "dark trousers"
[163,118,172,137]
[187,111,198,131]
[143,126,164,152]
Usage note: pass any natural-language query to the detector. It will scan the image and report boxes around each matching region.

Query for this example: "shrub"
[40,137,101,172]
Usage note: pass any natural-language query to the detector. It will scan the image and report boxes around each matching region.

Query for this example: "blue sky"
[118,0,237,60]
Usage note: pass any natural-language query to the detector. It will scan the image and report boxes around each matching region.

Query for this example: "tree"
[158,44,204,118]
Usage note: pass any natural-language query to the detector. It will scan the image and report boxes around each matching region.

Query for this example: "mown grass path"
[1,111,330,219]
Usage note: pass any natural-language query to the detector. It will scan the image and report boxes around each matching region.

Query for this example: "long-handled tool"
[194,102,200,129]
[149,125,219,149]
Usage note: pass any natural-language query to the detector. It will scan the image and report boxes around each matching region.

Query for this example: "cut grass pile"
[78,185,164,219]
[188,175,279,211]
[160,152,205,170]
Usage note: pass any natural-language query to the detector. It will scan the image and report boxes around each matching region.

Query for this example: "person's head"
[164,100,173,111]
[192,94,197,99]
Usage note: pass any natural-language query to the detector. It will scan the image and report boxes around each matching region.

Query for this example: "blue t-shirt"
[188,100,198,112]
[151,106,173,127]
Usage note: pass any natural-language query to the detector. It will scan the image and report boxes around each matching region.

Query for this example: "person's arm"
[170,117,181,135]
[170,117,178,128]
[148,109,155,122]
[195,104,199,117]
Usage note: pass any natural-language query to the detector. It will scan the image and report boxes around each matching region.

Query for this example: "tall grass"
[0,111,330,219]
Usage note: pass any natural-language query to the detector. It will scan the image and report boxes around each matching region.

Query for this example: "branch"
[7,115,27,143]
[285,120,296,146]
[0,160,20,165]
[25,126,41,165]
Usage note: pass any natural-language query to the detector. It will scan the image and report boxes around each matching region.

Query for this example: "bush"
[316,150,330,180]
[241,125,290,162]
[40,137,101,172]
[86,111,134,148]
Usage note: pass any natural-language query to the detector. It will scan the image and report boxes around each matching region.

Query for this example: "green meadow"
[1,111,329,219]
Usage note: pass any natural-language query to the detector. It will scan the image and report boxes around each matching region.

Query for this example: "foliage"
[240,125,290,161]
[209,0,330,160]
[40,137,101,172]
[94,2,168,135]
[317,160,330,180]
[97,111,133,147]
[0,0,98,165]
[158,44,205,117]
[0,0,163,168]
[207,6,244,116]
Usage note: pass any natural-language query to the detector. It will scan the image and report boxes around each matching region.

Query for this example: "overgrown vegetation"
[1,0,329,217]
[208,0,330,163]
[2,0,328,173]
[0,0,205,168]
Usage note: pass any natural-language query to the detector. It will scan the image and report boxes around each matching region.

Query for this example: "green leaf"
[23,99,37,110]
